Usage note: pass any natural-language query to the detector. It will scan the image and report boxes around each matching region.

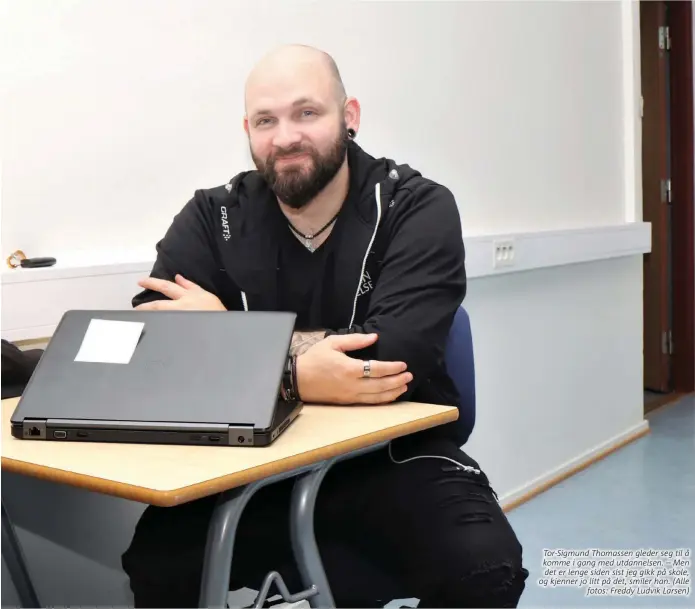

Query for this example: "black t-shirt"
[276,193,361,332]
[277,224,333,330]
[273,173,359,330]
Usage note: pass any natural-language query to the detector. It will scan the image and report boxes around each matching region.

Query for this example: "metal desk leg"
[199,482,262,608]
[2,501,41,608]
[290,460,337,609]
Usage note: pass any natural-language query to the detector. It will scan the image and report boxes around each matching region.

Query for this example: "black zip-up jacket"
[134,142,468,444]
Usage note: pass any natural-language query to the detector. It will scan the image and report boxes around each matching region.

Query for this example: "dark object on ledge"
[6,250,57,269]
[19,257,57,268]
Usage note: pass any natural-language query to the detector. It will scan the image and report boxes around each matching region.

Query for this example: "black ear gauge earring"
[347,128,356,139]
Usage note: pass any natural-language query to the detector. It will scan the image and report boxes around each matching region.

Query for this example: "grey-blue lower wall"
[2,472,146,607]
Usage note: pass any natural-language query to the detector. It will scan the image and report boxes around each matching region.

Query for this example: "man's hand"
[295,333,412,405]
[134,275,226,311]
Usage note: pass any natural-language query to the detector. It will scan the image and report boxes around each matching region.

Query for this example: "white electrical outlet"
[493,239,515,268]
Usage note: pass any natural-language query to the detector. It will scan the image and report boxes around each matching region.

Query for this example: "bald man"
[121,45,528,608]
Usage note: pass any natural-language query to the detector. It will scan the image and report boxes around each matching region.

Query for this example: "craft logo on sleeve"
[536,548,691,598]
[221,207,231,241]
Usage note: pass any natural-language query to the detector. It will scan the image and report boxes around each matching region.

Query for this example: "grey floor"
[239,395,694,609]
[508,393,695,608]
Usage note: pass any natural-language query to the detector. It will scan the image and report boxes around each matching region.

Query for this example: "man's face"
[245,70,349,209]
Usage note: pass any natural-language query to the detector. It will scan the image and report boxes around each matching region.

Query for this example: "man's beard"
[251,122,349,209]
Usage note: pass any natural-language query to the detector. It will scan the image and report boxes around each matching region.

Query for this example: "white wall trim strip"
[1,222,651,341]
[500,419,650,510]
[464,222,650,278]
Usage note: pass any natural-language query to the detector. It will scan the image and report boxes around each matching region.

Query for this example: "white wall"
[464,256,645,499]
[1,1,647,607]
[2,0,628,257]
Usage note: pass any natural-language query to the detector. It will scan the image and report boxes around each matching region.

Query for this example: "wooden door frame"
[667,0,694,393]
[640,0,672,392]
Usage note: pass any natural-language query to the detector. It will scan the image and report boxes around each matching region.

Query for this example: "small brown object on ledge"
[6,250,26,269]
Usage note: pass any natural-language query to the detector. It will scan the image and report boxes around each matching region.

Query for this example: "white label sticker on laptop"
[74,319,145,364]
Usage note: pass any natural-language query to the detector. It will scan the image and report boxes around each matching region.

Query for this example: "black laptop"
[10,310,302,446]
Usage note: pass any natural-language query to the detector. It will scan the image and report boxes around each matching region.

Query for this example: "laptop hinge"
[22,419,47,439]
[229,425,254,446]
[46,419,231,432]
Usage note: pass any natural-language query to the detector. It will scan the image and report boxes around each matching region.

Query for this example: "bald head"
[243,44,361,209]
[245,45,347,110]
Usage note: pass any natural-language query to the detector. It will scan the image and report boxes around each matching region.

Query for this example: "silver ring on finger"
[363,360,372,378]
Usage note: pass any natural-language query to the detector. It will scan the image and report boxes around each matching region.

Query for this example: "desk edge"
[2,408,457,507]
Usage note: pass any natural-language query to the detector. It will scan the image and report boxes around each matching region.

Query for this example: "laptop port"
[76,431,88,438]
[23,421,46,439]
[209,436,221,442]
[53,431,67,439]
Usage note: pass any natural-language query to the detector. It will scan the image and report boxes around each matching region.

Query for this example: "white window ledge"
[1,222,651,342]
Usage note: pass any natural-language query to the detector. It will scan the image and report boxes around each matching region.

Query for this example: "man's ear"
[243,116,250,136]
[344,97,361,137]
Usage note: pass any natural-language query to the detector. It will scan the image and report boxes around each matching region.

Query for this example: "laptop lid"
[11,310,296,430]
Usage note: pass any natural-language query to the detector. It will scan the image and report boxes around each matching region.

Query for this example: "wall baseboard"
[1,222,651,341]
[500,420,650,512]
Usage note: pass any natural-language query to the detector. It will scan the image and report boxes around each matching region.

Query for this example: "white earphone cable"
[387,440,481,475]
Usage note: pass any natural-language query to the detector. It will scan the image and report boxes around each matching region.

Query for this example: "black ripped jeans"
[122,436,529,608]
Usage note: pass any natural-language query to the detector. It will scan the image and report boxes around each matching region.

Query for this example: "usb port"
[209,436,221,442]
[53,431,67,439]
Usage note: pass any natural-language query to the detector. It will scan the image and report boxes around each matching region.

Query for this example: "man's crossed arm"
[134,277,324,356]
[135,276,412,405]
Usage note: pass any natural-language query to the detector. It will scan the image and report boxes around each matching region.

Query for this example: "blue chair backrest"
[444,306,476,445]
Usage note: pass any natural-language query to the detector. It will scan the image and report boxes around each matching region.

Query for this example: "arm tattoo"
[290,330,326,356]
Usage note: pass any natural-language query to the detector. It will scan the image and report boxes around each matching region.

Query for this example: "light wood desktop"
[1,396,457,608]
[1,397,458,506]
